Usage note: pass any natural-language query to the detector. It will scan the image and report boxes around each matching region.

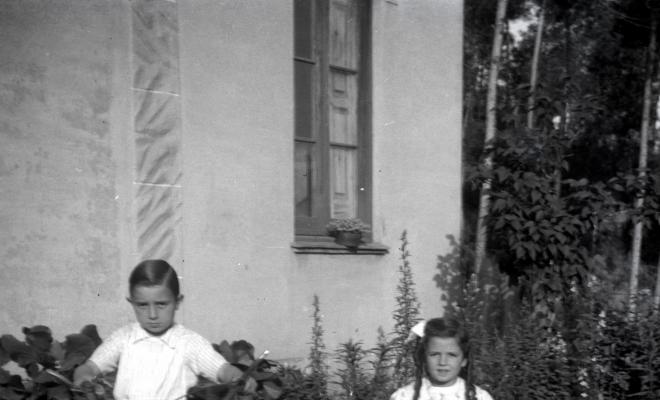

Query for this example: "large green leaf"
[0,368,22,387]
[0,386,23,400]
[0,334,39,377]
[79,325,102,348]
[0,369,25,400]
[22,325,53,353]
[47,384,72,400]
[187,383,234,400]
[59,334,96,372]
[0,343,10,367]
[213,340,235,364]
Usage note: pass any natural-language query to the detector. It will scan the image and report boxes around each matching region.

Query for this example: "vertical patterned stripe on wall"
[131,0,183,269]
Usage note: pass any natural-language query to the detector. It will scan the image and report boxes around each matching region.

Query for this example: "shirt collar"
[421,376,465,393]
[131,322,180,348]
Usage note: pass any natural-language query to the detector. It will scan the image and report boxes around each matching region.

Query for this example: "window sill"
[292,237,389,255]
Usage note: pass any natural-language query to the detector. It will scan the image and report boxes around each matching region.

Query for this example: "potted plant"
[325,218,371,248]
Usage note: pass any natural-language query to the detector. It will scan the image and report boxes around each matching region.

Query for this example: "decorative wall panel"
[131,0,182,266]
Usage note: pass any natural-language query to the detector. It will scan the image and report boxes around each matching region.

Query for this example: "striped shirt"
[90,323,227,400]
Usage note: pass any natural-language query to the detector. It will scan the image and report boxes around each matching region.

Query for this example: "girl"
[73,259,252,400]
[389,317,493,400]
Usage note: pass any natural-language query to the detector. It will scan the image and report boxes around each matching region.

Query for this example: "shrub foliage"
[5,230,660,399]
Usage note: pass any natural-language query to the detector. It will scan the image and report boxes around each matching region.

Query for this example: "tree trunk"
[527,0,545,130]
[463,44,479,137]
[651,16,660,311]
[630,16,656,314]
[655,250,660,310]
[474,0,509,277]
[554,9,574,198]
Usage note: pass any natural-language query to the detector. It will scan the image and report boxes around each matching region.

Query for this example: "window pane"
[295,61,314,139]
[329,70,357,145]
[295,141,315,217]
[294,0,314,59]
[330,147,357,218]
[329,0,358,69]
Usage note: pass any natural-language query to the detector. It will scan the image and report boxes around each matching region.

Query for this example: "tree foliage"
[464,0,660,308]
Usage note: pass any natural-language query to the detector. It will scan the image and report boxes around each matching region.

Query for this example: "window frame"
[294,0,373,243]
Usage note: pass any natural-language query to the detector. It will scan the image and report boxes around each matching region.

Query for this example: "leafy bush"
[9,232,660,400]
[458,108,660,399]
[442,242,660,400]
[0,324,110,400]
[191,339,285,400]
[0,324,285,400]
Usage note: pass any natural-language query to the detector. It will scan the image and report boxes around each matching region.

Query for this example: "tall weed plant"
[390,230,422,388]
[279,295,331,400]
[283,232,421,399]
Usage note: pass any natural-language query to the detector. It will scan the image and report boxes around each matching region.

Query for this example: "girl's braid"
[411,341,424,400]
[464,343,477,400]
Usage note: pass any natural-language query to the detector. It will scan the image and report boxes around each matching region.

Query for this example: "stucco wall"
[0,0,463,365]
[177,0,298,357]
[177,0,463,361]
[0,0,134,338]
[372,0,464,314]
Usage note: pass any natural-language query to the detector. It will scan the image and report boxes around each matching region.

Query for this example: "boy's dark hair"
[129,259,180,297]
[411,317,476,400]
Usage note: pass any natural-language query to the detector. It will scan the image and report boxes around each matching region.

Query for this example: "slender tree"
[650,13,660,311]
[630,14,656,314]
[527,0,546,130]
[474,0,510,277]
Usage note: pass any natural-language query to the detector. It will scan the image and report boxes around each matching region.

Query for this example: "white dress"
[389,377,493,400]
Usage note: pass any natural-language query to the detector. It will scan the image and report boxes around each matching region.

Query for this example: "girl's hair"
[129,259,180,297]
[411,317,476,400]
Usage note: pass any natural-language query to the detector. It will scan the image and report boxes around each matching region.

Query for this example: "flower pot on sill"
[334,231,363,248]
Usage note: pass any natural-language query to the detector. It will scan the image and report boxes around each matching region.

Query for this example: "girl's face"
[424,336,467,387]
[128,284,181,336]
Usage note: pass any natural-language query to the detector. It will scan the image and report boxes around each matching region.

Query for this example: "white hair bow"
[405,320,426,343]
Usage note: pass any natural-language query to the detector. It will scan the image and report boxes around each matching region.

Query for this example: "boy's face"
[128,284,182,336]
[424,336,467,387]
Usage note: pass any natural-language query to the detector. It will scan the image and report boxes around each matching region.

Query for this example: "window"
[294,0,372,240]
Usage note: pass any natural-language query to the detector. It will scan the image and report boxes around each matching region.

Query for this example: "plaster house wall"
[0,0,134,337]
[0,0,463,365]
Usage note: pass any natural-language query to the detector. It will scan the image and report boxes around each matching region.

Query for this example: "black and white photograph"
[1,1,658,399]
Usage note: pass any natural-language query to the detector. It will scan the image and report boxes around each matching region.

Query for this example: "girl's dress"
[389,377,493,400]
